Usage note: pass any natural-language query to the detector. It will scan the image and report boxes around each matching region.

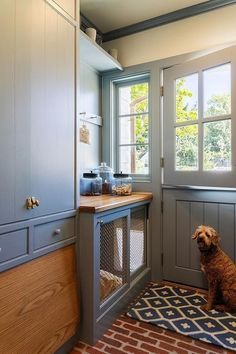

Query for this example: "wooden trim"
[102,0,236,42]
[45,0,78,26]
[79,192,153,213]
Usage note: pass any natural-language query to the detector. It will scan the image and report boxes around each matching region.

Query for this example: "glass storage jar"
[93,162,114,194]
[80,172,102,196]
[111,173,132,196]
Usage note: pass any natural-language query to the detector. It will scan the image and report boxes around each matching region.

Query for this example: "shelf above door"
[80,30,123,72]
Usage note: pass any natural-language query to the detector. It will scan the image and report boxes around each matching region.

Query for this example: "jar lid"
[83,172,98,178]
[94,162,113,172]
[113,172,129,178]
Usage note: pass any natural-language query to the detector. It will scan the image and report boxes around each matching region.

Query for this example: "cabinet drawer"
[34,217,75,250]
[0,229,28,264]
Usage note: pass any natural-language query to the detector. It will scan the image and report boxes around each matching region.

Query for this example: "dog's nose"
[197,235,204,243]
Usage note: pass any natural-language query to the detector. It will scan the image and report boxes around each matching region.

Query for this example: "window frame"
[163,46,236,187]
[114,75,151,181]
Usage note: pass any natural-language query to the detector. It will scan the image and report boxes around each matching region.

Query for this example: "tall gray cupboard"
[0,0,75,225]
[0,1,79,352]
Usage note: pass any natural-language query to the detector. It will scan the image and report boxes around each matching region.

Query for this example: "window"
[175,64,231,172]
[163,46,236,187]
[116,78,150,177]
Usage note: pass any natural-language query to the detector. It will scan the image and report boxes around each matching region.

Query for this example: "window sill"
[162,184,236,191]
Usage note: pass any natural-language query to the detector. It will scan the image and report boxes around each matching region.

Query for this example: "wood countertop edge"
[79,193,153,213]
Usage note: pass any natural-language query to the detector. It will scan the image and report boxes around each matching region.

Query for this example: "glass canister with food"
[93,162,114,194]
[80,172,102,196]
[111,172,132,196]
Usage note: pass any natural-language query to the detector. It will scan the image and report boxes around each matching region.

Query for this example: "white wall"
[102,4,236,67]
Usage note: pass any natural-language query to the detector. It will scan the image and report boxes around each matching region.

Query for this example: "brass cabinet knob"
[32,197,40,207]
[26,197,40,209]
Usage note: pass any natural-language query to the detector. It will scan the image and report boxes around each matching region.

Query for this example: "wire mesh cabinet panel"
[79,198,152,345]
[130,206,147,277]
[98,210,130,307]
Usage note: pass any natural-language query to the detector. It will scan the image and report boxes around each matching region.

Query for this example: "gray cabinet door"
[163,189,236,288]
[0,1,31,225]
[30,2,75,217]
[0,1,75,225]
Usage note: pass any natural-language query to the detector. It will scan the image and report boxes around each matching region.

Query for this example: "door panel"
[0,0,32,225]
[30,1,75,217]
[0,1,75,224]
[163,189,236,288]
[15,0,32,221]
[0,1,15,225]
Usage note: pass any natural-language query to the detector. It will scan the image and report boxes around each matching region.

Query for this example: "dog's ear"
[209,227,221,246]
[192,227,201,240]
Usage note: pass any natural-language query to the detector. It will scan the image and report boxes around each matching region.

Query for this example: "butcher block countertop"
[79,192,153,213]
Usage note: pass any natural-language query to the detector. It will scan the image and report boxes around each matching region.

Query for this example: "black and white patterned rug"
[126,283,236,351]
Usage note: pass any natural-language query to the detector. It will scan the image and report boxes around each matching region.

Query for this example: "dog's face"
[192,225,220,251]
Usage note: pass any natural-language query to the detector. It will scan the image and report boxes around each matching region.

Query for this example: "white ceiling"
[80,0,208,32]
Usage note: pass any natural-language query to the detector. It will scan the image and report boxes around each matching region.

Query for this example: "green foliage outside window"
[176,79,231,171]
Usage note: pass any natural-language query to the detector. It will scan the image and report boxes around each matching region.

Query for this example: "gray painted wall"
[79,61,102,174]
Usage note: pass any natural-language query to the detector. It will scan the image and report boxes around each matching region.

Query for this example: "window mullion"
[118,112,149,118]
[198,70,204,172]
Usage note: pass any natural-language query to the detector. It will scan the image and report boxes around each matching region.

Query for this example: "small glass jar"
[111,173,132,196]
[93,162,114,194]
[80,172,102,196]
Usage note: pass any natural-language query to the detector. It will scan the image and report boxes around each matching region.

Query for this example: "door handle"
[26,197,40,209]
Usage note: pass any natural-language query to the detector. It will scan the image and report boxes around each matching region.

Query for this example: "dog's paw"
[201,304,212,311]
[214,304,228,312]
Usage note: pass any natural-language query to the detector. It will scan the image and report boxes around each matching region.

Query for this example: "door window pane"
[119,145,149,174]
[119,115,149,145]
[203,120,231,171]
[175,125,198,171]
[119,83,148,115]
[176,74,198,123]
[203,63,231,118]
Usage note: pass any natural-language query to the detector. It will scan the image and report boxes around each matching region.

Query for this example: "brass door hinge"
[160,157,164,168]
[160,86,164,97]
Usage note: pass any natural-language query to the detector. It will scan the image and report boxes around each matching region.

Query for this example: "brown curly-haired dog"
[192,225,236,312]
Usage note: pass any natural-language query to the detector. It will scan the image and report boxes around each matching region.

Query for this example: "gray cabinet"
[0,229,28,265]
[79,201,151,345]
[0,1,77,273]
[0,0,75,225]
[34,217,75,250]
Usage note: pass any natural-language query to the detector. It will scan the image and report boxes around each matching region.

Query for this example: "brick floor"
[71,282,235,354]
[72,314,236,354]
